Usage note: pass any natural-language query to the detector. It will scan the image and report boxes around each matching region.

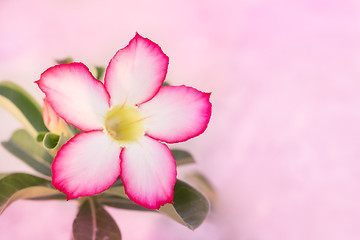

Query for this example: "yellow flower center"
[104,104,144,144]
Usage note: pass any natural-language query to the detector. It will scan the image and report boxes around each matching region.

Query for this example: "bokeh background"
[1,0,360,239]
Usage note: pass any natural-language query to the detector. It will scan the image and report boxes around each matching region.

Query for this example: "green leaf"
[103,180,209,230]
[159,180,209,230]
[36,132,69,157]
[186,172,217,205]
[94,66,105,82]
[73,198,121,240]
[171,149,195,166]
[87,65,105,83]
[36,132,47,142]
[0,81,48,137]
[0,173,59,214]
[162,81,170,87]
[2,129,53,176]
[99,192,150,211]
[67,124,82,135]
[0,173,11,181]
[112,176,123,187]
[99,195,150,211]
[28,193,66,201]
[56,57,74,64]
[43,133,60,149]
[42,132,68,157]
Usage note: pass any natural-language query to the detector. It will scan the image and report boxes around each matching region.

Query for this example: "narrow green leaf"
[67,124,82,135]
[73,198,121,240]
[43,133,60,149]
[171,149,195,166]
[36,132,47,142]
[42,132,68,157]
[101,186,148,211]
[0,173,58,214]
[103,180,209,230]
[0,81,47,137]
[2,129,53,176]
[28,193,66,201]
[98,194,151,211]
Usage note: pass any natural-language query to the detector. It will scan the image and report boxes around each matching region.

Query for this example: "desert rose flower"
[36,33,211,209]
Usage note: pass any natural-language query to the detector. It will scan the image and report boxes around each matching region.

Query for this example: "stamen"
[104,105,145,144]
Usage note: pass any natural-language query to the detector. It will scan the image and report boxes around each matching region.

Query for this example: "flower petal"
[52,130,121,199]
[36,63,110,131]
[139,85,212,143]
[104,33,169,106]
[120,136,176,209]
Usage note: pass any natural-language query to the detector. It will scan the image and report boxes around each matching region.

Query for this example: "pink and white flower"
[36,33,211,209]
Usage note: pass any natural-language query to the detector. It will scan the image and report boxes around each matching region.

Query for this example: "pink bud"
[42,98,71,137]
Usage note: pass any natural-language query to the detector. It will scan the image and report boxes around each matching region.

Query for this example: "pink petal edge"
[140,85,212,143]
[120,136,177,209]
[52,130,121,199]
[36,62,110,132]
[104,33,169,106]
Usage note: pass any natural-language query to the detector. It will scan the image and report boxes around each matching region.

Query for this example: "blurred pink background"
[1,0,360,239]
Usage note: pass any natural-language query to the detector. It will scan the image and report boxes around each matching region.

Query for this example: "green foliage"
[41,132,68,156]
[94,66,105,82]
[186,172,217,206]
[0,81,47,137]
[162,81,170,87]
[169,180,210,230]
[36,132,47,142]
[56,58,74,64]
[102,179,209,230]
[43,133,60,149]
[100,187,151,211]
[171,149,195,166]
[73,198,121,240]
[2,129,53,176]
[159,180,209,230]
[0,173,59,214]
[0,173,10,180]
[36,131,69,156]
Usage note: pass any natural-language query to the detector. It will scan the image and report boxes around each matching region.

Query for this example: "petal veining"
[120,136,176,209]
[104,33,169,106]
[36,63,110,131]
[139,85,212,143]
[52,130,121,199]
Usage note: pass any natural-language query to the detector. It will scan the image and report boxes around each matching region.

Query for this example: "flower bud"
[42,98,72,138]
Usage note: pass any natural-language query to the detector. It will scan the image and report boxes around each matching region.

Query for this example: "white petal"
[120,136,176,209]
[52,131,121,199]
[139,85,212,143]
[104,33,169,106]
[36,63,110,131]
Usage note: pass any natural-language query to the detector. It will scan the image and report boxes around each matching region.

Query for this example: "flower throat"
[104,105,144,143]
